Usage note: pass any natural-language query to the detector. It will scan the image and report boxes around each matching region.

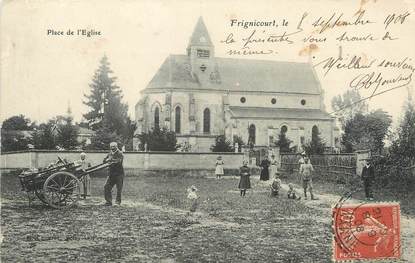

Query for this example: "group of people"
[77,142,125,206]
[78,145,375,212]
[236,152,317,200]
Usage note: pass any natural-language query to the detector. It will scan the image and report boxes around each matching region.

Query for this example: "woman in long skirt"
[238,160,251,197]
[215,156,224,179]
[259,156,270,181]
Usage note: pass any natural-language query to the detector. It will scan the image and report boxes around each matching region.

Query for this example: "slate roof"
[187,17,213,48]
[228,106,333,120]
[145,55,321,94]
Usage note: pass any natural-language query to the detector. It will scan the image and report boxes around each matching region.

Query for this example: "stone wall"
[0,150,244,173]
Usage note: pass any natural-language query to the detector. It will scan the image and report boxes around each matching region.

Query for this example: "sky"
[1,0,414,127]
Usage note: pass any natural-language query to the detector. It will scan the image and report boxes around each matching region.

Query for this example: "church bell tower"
[187,17,217,83]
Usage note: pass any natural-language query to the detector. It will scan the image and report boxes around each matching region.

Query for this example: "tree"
[211,135,234,152]
[136,127,178,151]
[56,115,79,150]
[390,98,415,166]
[303,126,326,155]
[1,131,32,152]
[32,121,57,150]
[274,132,292,153]
[331,90,368,128]
[342,110,392,154]
[365,110,392,154]
[88,123,122,150]
[1,115,33,130]
[83,56,133,143]
[1,115,34,152]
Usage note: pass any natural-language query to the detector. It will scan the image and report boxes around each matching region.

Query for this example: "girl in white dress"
[215,156,224,179]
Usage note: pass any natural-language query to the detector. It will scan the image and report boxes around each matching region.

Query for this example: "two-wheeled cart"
[18,157,110,209]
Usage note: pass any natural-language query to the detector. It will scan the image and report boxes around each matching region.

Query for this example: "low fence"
[0,150,245,176]
[280,153,357,182]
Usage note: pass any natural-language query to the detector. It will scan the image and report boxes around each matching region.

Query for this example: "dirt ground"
[1,174,414,263]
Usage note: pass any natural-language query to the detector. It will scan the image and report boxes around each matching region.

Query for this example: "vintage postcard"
[1,0,415,262]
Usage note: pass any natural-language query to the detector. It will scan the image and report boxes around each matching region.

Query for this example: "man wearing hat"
[103,142,124,206]
[361,158,375,201]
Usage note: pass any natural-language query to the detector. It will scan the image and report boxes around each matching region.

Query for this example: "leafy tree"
[1,115,35,152]
[274,132,292,153]
[32,121,57,150]
[137,127,178,151]
[211,135,234,152]
[331,90,368,128]
[1,115,34,130]
[342,110,392,154]
[390,98,415,166]
[365,110,392,154]
[303,126,326,155]
[1,131,32,152]
[88,123,122,150]
[56,115,79,150]
[83,55,133,144]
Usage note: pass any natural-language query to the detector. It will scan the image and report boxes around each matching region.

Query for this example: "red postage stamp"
[332,202,401,261]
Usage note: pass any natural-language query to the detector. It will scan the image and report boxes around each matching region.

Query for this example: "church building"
[134,17,339,151]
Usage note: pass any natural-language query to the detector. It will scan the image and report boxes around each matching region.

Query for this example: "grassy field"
[1,173,413,262]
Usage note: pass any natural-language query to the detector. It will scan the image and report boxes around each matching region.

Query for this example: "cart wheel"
[34,188,48,205]
[43,171,80,209]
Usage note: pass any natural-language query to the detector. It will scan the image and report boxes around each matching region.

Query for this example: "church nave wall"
[227,93,320,109]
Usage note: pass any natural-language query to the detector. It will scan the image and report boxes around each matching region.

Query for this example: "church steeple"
[186,17,216,83]
[187,17,214,54]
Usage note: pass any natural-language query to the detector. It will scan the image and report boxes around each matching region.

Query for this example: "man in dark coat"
[361,158,375,201]
[259,156,270,181]
[103,142,124,206]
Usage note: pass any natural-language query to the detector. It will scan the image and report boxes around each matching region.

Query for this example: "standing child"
[287,183,301,200]
[270,174,282,197]
[299,156,316,200]
[270,154,278,178]
[215,156,224,179]
[238,160,251,197]
[77,152,91,199]
[187,185,199,213]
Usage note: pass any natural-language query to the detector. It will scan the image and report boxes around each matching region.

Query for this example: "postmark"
[332,198,401,261]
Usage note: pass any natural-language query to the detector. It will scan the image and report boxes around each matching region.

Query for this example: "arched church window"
[203,108,210,133]
[175,106,181,134]
[312,125,319,140]
[248,124,256,146]
[154,107,160,130]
